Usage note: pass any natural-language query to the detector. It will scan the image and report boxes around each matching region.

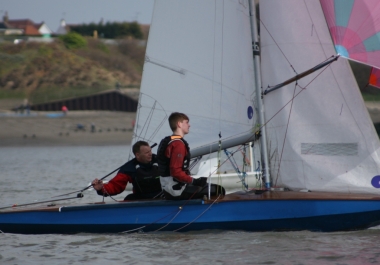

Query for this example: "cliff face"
[0,38,145,103]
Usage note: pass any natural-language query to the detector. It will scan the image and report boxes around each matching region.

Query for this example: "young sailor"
[157,112,225,200]
[91,141,162,200]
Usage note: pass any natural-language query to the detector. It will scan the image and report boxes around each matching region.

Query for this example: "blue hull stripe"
[1,199,380,234]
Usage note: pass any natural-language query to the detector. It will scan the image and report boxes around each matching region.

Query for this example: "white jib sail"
[133,0,258,162]
[260,0,380,194]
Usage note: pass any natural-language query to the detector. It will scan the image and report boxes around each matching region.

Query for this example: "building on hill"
[5,19,41,35]
[0,21,23,35]
[1,11,53,36]
[56,19,70,35]
[34,22,53,36]
[0,12,23,35]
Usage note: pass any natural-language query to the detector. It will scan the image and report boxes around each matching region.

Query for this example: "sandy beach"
[0,110,136,147]
[1,102,380,147]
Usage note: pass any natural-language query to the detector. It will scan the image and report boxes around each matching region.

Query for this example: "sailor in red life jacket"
[91,141,162,200]
[157,112,225,200]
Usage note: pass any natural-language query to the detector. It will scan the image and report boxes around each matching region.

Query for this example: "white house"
[35,22,53,36]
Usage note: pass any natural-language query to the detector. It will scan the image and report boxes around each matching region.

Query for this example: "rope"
[153,209,183,232]
[173,195,221,232]
[100,185,119,202]
[120,185,220,233]
[120,195,221,234]
[120,207,181,234]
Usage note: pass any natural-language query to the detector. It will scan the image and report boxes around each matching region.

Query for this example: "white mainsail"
[133,0,258,161]
[260,0,380,193]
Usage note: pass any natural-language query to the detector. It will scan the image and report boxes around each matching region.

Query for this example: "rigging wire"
[132,93,167,148]
[218,0,225,133]
[274,81,298,187]
[303,0,331,62]
[141,100,157,140]
[259,18,297,75]
[270,64,334,186]
[223,149,248,190]
[199,60,335,189]
[222,58,334,187]
[128,2,338,190]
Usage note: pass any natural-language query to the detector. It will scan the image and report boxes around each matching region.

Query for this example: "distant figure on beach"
[91,141,163,200]
[62,106,68,115]
[24,99,30,115]
[25,104,30,115]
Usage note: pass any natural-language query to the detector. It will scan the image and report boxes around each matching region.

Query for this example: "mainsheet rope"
[120,192,221,233]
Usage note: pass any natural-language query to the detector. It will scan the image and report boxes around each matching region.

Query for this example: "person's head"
[133,141,152,164]
[168,112,190,135]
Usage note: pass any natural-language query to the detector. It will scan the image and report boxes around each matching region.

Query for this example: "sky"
[1,0,154,33]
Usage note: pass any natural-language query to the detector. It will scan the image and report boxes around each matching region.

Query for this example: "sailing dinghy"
[2,0,380,234]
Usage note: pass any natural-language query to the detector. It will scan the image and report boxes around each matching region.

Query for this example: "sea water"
[1,145,380,265]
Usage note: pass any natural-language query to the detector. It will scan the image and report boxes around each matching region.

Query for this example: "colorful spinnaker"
[320,0,380,69]
[369,67,380,89]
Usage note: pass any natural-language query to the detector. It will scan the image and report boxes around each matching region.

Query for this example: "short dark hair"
[168,112,189,132]
[132,141,149,155]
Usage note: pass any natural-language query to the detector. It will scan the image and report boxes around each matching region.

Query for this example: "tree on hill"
[70,21,143,39]
[59,32,87,49]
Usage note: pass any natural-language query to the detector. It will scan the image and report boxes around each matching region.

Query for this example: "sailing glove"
[192,177,208,187]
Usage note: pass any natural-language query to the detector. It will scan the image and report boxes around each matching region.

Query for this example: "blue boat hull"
[2,191,380,234]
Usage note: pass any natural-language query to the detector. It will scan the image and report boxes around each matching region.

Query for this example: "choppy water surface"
[1,146,380,265]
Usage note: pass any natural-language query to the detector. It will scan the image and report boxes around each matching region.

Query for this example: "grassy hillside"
[0,37,145,104]
[1,34,379,108]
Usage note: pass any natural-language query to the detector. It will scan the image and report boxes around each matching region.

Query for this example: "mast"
[248,0,271,188]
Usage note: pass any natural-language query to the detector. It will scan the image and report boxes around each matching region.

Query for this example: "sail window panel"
[301,143,358,156]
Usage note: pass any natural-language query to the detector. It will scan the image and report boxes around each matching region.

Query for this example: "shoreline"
[0,110,136,147]
[1,102,380,148]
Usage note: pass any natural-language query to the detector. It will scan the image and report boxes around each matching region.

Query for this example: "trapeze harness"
[120,154,162,197]
[157,135,191,197]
